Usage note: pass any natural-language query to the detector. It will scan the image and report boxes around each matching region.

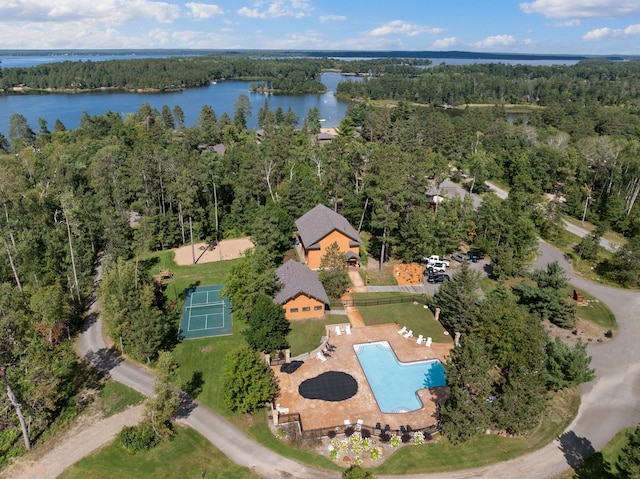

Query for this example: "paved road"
[78,246,640,479]
[485,181,619,253]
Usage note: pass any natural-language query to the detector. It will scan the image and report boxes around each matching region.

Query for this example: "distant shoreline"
[0,49,634,62]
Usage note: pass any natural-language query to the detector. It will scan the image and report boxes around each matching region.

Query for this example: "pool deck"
[273,323,453,433]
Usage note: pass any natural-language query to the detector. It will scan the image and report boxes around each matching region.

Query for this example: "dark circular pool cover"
[298,371,358,401]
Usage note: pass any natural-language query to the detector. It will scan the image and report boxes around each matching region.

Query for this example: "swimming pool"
[354,341,446,413]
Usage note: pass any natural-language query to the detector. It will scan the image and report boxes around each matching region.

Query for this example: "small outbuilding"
[275,260,330,320]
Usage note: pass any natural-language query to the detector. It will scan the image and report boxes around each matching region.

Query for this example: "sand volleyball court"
[172,237,255,265]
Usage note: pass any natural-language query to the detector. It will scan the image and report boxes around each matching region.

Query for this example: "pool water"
[354,341,446,413]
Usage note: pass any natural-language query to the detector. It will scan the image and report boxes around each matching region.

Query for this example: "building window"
[302,306,311,312]
[290,308,299,313]
[314,305,323,311]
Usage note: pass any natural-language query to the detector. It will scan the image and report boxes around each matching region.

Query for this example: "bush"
[117,421,159,453]
[345,426,355,437]
[379,432,391,443]
[401,433,412,443]
[361,428,371,439]
[327,429,337,439]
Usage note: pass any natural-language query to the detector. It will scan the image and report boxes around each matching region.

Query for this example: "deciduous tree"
[221,345,278,414]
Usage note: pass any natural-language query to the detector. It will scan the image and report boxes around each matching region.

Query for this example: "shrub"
[345,426,355,437]
[361,428,371,439]
[327,429,337,439]
[117,421,159,453]
[401,433,412,443]
[379,432,391,443]
[390,434,401,448]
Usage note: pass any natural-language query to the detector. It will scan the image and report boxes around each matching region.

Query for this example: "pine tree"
[431,261,480,334]
[440,336,494,443]
[618,426,640,479]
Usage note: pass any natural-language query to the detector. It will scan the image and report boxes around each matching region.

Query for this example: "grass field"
[287,314,348,356]
[98,381,145,417]
[59,426,260,479]
[351,292,453,344]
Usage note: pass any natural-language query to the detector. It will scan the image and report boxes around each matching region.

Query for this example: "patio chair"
[397,325,407,335]
[317,351,327,362]
[374,422,382,434]
[416,334,424,344]
[399,425,406,434]
[345,325,351,335]
[355,419,363,431]
[403,329,413,339]
[335,325,342,336]
[425,336,432,347]
[384,424,391,433]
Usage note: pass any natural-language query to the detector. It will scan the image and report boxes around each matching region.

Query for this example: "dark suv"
[427,273,450,284]
[467,250,485,262]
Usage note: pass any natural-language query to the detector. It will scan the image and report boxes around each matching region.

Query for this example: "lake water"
[0,72,356,136]
[0,52,579,137]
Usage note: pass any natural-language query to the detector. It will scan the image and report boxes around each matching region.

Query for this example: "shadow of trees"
[558,430,597,468]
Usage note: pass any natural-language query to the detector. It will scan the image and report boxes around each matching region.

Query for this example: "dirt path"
[0,405,144,479]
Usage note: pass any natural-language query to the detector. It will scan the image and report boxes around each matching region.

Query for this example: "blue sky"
[1,0,639,54]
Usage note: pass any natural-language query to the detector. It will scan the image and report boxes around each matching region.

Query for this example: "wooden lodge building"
[295,204,362,270]
[274,260,330,320]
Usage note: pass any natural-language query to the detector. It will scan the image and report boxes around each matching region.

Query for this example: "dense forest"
[0,56,428,94]
[1,56,640,459]
[337,59,640,107]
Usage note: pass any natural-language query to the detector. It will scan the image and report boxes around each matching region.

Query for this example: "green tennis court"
[179,285,232,339]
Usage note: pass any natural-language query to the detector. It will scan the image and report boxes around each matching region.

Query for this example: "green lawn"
[142,249,239,303]
[59,426,260,479]
[98,381,145,417]
[372,388,580,474]
[351,292,453,344]
[570,287,617,330]
[287,314,348,356]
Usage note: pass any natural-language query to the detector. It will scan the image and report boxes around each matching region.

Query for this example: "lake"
[0,72,356,136]
[0,52,579,137]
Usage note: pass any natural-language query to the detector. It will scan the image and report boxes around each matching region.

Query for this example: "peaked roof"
[274,260,330,306]
[295,204,362,249]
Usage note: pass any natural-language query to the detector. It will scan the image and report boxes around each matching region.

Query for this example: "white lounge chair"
[344,419,351,428]
[276,404,289,414]
[355,419,363,431]
[335,325,342,336]
[345,325,351,335]
[403,329,413,339]
[416,334,424,344]
[317,351,327,362]
[397,326,407,335]
[425,336,432,347]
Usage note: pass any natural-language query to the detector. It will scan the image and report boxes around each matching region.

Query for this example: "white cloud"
[370,20,444,37]
[0,0,181,24]
[319,14,346,23]
[186,3,224,19]
[583,23,640,40]
[432,37,458,49]
[237,0,313,19]
[473,34,516,48]
[520,0,640,19]
[553,19,581,27]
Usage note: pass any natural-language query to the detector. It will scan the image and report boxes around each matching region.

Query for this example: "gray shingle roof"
[295,204,362,250]
[274,260,330,306]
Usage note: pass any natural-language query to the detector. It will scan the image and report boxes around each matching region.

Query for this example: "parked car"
[427,273,450,284]
[467,250,485,262]
[451,253,467,263]
[423,255,450,267]
[426,262,447,273]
